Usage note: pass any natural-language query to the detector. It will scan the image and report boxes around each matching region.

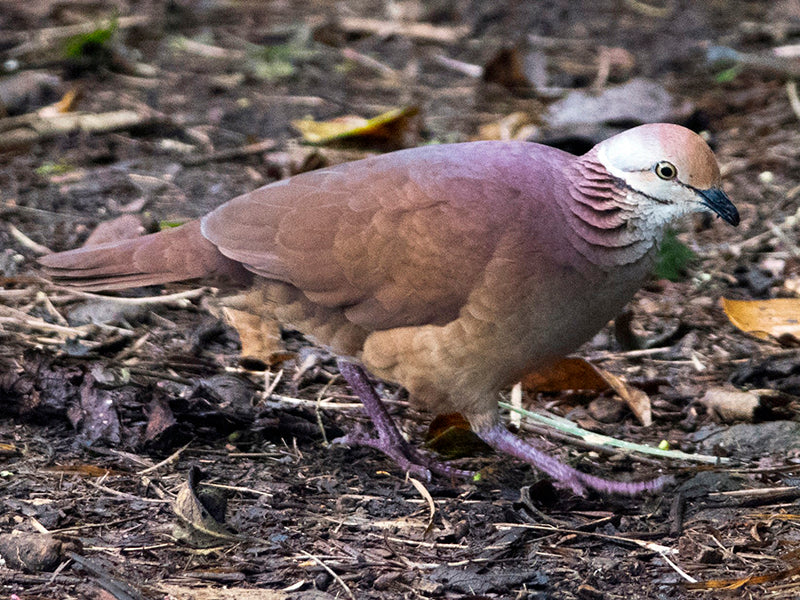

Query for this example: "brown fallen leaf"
[482,47,532,93]
[722,297,800,341]
[144,395,178,444]
[425,413,491,458]
[173,466,240,547]
[599,368,652,426]
[685,564,800,590]
[522,357,652,426]
[522,357,610,394]
[43,464,119,477]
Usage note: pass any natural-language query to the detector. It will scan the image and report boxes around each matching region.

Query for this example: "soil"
[2,1,800,599]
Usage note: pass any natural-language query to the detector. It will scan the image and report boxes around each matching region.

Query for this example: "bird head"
[594,123,739,228]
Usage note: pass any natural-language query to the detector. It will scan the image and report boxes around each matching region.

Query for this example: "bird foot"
[335,359,474,480]
[476,422,671,497]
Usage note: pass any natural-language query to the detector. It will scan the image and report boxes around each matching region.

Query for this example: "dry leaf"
[173,466,239,546]
[722,297,800,341]
[425,413,490,458]
[482,47,531,92]
[686,564,800,590]
[43,464,118,477]
[522,358,652,426]
[522,357,610,393]
[598,368,652,426]
[291,106,420,149]
[475,112,537,141]
[0,442,18,456]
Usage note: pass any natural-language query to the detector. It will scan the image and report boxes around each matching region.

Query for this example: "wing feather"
[201,142,565,330]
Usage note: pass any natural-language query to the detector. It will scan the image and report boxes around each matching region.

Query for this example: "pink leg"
[334,359,473,480]
[335,360,669,496]
[476,422,670,496]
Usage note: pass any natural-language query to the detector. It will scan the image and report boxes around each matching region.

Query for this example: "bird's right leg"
[333,359,473,481]
[475,422,671,496]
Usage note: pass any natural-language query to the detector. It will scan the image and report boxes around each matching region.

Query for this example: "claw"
[335,359,473,480]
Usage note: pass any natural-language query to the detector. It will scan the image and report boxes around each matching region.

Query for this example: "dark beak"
[698,187,739,226]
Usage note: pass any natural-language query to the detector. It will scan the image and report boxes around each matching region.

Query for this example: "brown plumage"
[40,124,739,495]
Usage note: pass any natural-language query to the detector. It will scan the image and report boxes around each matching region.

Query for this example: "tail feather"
[39,220,251,291]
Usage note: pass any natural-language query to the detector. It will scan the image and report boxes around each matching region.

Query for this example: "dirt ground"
[2,1,800,598]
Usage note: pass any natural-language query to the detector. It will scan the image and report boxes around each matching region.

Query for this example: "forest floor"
[2,1,800,599]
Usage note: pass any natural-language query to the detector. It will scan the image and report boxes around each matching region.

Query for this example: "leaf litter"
[2,1,800,598]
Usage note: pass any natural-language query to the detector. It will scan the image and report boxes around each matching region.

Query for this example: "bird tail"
[38,220,250,291]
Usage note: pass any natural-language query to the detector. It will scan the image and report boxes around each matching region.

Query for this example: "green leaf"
[64,19,117,58]
[158,220,185,229]
[714,65,741,83]
[35,161,73,176]
[655,229,695,281]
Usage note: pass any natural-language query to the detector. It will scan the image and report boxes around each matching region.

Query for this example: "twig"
[203,482,275,498]
[126,366,194,386]
[170,36,246,60]
[262,393,365,411]
[67,551,145,600]
[262,368,284,400]
[314,378,337,445]
[35,290,69,326]
[509,382,522,429]
[137,441,192,475]
[336,17,468,43]
[48,516,142,534]
[85,479,170,504]
[341,48,400,78]
[8,15,151,59]
[49,286,208,306]
[433,54,483,77]
[498,401,729,464]
[1,202,85,221]
[518,419,663,465]
[0,305,133,338]
[181,139,277,167]
[767,219,800,259]
[708,45,800,79]
[786,80,800,121]
[495,522,677,554]
[408,477,436,533]
[298,550,356,600]
[591,346,674,360]
[623,0,675,18]
[0,109,164,152]
[0,288,33,299]
[659,552,698,584]
[8,224,51,254]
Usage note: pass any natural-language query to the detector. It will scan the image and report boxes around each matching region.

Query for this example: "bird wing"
[201,142,557,331]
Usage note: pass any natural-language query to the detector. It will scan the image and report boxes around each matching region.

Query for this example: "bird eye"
[655,161,677,180]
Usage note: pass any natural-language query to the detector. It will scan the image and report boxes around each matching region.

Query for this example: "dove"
[40,123,739,495]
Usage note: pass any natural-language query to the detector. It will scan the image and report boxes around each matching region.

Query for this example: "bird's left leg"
[333,359,473,480]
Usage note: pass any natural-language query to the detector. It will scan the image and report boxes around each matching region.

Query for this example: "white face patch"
[627,188,695,233]
[597,141,706,229]
[597,135,667,177]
